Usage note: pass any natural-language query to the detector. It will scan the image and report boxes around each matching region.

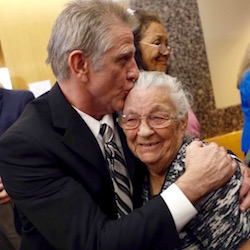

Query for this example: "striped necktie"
[100,123,133,217]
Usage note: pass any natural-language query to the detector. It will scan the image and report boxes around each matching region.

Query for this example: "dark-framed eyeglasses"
[139,42,172,55]
[117,112,177,130]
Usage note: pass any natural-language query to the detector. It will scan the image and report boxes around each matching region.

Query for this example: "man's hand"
[239,163,250,213]
[176,141,237,204]
[0,177,11,205]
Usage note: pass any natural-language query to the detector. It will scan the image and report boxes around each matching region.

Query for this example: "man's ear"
[68,50,88,79]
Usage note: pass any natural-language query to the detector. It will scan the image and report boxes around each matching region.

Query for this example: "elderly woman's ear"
[180,114,188,137]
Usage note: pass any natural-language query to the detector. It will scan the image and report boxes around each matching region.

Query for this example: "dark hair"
[133,9,163,70]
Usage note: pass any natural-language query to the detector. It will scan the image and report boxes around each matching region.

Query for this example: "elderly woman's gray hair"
[134,71,191,119]
[46,0,138,82]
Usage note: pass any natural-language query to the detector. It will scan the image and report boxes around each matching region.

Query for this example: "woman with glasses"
[133,9,200,138]
[119,70,249,249]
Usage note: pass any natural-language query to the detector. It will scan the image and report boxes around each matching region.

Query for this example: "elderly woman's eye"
[126,117,138,123]
[152,116,165,122]
[150,114,170,124]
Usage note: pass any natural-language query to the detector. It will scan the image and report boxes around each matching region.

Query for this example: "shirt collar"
[72,106,114,138]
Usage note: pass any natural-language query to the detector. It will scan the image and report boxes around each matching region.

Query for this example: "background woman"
[133,9,200,138]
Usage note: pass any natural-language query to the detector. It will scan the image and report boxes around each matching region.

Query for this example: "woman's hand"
[239,163,250,213]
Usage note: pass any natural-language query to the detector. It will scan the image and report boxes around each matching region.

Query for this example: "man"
[0,85,34,249]
[0,1,247,249]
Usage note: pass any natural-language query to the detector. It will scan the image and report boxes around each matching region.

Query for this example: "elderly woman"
[133,9,200,138]
[118,71,249,249]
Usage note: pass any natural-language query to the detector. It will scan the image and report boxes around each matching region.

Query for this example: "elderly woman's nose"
[137,119,154,136]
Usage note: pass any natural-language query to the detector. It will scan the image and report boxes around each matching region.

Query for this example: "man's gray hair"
[134,71,191,119]
[46,0,138,81]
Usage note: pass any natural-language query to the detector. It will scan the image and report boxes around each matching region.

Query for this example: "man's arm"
[160,141,237,232]
[176,141,237,204]
[0,132,180,250]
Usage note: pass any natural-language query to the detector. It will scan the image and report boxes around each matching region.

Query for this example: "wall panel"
[0,0,67,89]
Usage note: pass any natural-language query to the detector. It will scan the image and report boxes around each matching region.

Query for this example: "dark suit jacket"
[0,88,34,136]
[0,83,180,250]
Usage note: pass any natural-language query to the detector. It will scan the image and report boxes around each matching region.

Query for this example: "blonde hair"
[237,43,250,89]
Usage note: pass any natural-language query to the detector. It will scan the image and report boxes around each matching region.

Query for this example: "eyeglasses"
[117,112,177,130]
[139,42,172,55]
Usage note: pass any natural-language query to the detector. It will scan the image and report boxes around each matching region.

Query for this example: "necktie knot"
[100,123,113,143]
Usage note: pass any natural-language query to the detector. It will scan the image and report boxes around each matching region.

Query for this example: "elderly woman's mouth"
[139,142,160,147]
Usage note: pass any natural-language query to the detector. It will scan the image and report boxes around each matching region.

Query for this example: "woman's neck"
[147,155,177,196]
[148,170,167,196]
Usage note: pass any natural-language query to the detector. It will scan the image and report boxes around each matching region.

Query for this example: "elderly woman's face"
[139,22,170,72]
[122,87,187,169]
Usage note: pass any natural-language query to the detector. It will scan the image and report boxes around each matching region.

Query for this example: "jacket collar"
[48,83,109,177]
[48,83,135,179]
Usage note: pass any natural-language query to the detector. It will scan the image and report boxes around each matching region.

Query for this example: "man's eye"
[121,55,128,61]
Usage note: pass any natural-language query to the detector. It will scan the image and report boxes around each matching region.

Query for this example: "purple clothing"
[186,108,200,138]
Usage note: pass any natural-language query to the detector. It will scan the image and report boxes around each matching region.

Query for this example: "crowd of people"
[0,0,249,249]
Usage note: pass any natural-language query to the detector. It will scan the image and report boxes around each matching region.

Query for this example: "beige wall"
[0,43,5,67]
[1,0,249,110]
[197,0,250,108]
[0,0,68,89]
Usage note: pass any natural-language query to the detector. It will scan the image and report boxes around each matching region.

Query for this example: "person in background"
[237,43,250,156]
[133,9,201,138]
[0,83,34,250]
[0,83,35,135]
[119,70,249,249]
[0,1,246,249]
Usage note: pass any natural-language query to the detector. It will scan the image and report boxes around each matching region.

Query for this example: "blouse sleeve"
[181,164,249,249]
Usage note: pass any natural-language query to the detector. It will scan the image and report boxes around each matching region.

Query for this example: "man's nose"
[128,58,139,82]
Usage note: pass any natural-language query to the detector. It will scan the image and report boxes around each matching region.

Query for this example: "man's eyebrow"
[115,49,135,62]
[120,47,135,56]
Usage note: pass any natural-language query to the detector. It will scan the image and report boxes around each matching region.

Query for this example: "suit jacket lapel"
[48,83,109,179]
